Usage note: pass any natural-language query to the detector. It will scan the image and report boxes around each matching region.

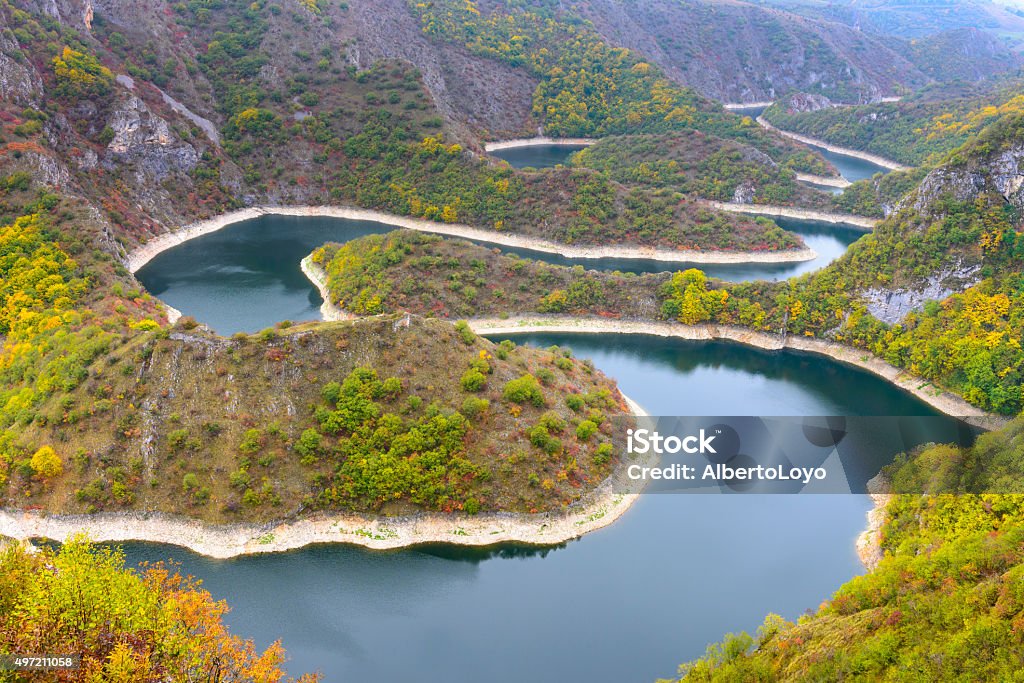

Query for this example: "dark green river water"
[489,143,588,168]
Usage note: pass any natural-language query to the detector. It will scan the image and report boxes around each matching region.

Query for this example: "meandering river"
[813,145,891,183]
[126,144,929,682]
[136,214,862,336]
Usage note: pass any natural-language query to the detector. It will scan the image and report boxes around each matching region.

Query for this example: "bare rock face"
[738,145,778,169]
[781,92,834,114]
[732,181,757,204]
[909,141,1024,214]
[862,263,982,325]
[104,96,199,179]
[20,0,91,28]
[340,0,537,138]
[991,142,1024,212]
[0,34,44,106]
[26,152,73,189]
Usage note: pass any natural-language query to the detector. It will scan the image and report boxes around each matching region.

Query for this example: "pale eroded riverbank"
[724,101,774,110]
[467,316,1005,430]
[707,201,875,230]
[795,173,851,189]
[125,206,817,274]
[300,256,353,322]
[855,475,892,570]
[484,137,597,152]
[756,116,911,171]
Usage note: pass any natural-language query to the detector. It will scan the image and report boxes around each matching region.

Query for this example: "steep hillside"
[762,74,1024,166]
[323,113,1024,415]
[708,113,1024,413]
[0,0,836,256]
[770,0,1024,49]
[666,418,1024,681]
[0,166,634,525]
[892,27,1023,83]
[569,0,929,104]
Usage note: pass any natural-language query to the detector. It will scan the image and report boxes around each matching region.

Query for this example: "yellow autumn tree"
[0,539,319,682]
[51,46,113,99]
[30,445,63,479]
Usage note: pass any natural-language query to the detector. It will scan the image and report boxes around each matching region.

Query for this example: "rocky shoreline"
[483,137,597,152]
[707,201,875,229]
[300,256,353,322]
[125,205,818,274]
[855,474,892,570]
[795,172,851,189]
[757,116,911,171]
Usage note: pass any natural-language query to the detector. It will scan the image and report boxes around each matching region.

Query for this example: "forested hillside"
[666,418,1024,681]
[0,0,842,254]
[323,111,1024,415]
[763,75,1024,166]
[700,113,1024,414]
[0,185,632,519]
[567,0,1019,103]
[309,230,668,319]
[570,132,832,207]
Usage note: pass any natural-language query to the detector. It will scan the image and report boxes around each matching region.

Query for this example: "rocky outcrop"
[862,263,982,325]
[732,181,757,204]
[339,0,538,139]
[991,142,1024,212]
[0,33,44,106]
[780,92,834,114]
[909,140,1024,213]
[104,96,199,179]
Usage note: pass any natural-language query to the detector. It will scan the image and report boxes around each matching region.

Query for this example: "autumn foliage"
[0,539,318,682]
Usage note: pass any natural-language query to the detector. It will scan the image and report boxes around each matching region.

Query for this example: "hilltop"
[0,168,635,525]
